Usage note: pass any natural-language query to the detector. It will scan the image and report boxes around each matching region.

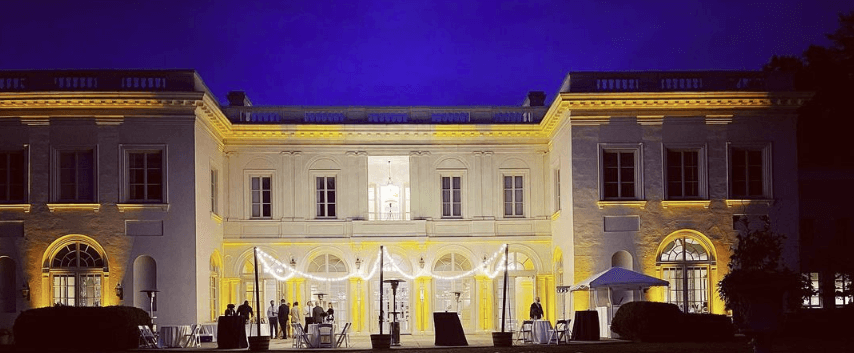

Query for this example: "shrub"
[681,313,735,341]
[611,301,683,342]
[13,305,150,351]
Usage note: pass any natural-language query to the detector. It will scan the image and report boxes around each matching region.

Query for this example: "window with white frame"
[250,175,272,218]
[56,149,96,202]
[729,144,771,199]
[441,176,462,218]
[803,272,821,308]
[316,176,336,219]
[119,145,166,204]
[600,145,642,200]
[49,240,106,307]
[0,150,26,203]
[835,273,852,307]
[665,147,706,199]
[554,169,561,212]
[210,169,218,214]
[503,175,524,217]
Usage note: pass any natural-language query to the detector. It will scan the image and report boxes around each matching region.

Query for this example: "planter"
[248,336,270,351]
[370,334,391,350]
[492,331,513,347]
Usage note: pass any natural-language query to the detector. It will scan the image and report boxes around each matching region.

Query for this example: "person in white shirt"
[267,300,279,338]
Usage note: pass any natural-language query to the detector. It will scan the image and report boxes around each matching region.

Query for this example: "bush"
[779,306,854,338]
[681,313,735,341]
[13,305,150,351]
[611,301,683,342]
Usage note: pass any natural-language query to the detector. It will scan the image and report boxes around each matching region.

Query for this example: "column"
[535,274,555,322]
[474,274,493,332]
[349,277,363,333]
[414,276,432,333]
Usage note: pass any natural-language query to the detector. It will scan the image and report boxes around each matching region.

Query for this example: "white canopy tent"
[556,267,669,338]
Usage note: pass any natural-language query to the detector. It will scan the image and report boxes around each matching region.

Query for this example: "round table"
[159,325,192,348]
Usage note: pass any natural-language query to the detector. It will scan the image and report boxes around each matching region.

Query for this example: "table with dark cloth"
[571,310,600,341]
[217,316,248,349]
[433,312,468,346]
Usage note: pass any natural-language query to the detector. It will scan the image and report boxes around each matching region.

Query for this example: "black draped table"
[433,312,468,346]
[571,310,600,341]
[217,316,248,349]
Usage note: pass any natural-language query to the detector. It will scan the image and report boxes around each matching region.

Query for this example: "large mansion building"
[0,70,810,335]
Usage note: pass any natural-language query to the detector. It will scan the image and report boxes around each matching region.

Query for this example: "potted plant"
[718,217,811,353]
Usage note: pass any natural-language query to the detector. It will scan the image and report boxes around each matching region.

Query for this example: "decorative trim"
[597,200,647,209]
[211,212,223,224]
[94,115,124,125]
[20,116,49,126]
[47,203,101,212]
[0,204,31,213]
[661,200,711,209]
[116,203,170,212]
[550,210,561,221]
[726,199,773,207]
[570,116,610,126]
[637,115,664,125]
[705,115,733,125]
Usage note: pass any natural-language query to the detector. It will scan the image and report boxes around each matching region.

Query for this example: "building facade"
[0,70,807,335]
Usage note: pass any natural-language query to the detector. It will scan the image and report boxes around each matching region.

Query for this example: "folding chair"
[180,324,201,348]
[138,325,160,348]
[548,319,571,345]
[291,322,314,348]
[335,322,351,348]
[517,320,533,344]
[317,323,334,348]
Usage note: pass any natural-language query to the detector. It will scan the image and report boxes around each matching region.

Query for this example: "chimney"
[227,91,252,106]
[523,91,546,107]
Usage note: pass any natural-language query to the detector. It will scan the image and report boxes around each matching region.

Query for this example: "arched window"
[0,257,15,313]
[493,251,536,330]
[433,252,472,330]
[49,239,107,307]
[307,254,348,325]
[659,237,712,313]
[372,252,413,333]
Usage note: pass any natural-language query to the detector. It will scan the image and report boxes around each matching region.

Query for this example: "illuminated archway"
[433,251,473,330]
[656,230,716,313]
[42,235,108,307]
[307,253,349,325]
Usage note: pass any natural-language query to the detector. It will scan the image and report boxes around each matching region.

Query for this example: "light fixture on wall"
[115,282,124,300]
[21,282,30,301]
[290,257,296,267]
[419,257,425,269]
[355,257,362,270]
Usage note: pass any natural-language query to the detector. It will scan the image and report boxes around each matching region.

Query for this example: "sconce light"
[115,282,124,300]
[290,257,297,267]
[418,257,425,269]
[355,257,362,270]
[21,282,30,301]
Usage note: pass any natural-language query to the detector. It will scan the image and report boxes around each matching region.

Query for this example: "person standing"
[529,297,544,320]
[290,302,301,331]
[267,300,279,338]
[312,301,325,324]
[305,301,314,325]
[326,303,335,323]
[278,299,290,339]
[237,300,253,324]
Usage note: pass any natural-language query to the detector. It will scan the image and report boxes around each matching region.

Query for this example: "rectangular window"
[316,176,336,218]
[211,169,218,214]
[835,273,852,307]
[730,147,765,198]
[0,151,26,203]
[127,151,163,203]
[666,150,700,199]
[503,175,524,217]
[442,176,461,218]
[803,272,821,308]
[602,150,636,199]
[58,150,95,202]
[554,169,561,212]
[250,176,271,218]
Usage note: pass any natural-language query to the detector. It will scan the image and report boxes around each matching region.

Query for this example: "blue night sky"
[1,0,849,106]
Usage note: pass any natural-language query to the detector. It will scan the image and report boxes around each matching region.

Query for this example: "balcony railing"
[223,106,548,124]
[560,71,794,93]
[0,70,205,92]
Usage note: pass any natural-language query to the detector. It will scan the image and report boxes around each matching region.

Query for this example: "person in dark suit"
[224,303,236,316]
[312,301,326,324]
[278,299,290,339]
[237,300,253,324]
[529,297,544,320]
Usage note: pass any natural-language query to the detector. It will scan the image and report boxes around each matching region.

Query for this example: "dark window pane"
[603,152,617,167]
[504,176,511,188]
[442,190,450,202]
[604,183,618,198]
[504,190,512,201]
[317,203,324,216]
[603,167,617,183]
[327,178,335,190]
[515,203,523,215]
[317,190,324,203]
[262,190,270,203]
[147,169,161,184]
[328,191,335,203]
[620,167,634,181]
[262,204,270,216]
[252,204,260,217]
[442,177,449,189]
[60,152,75,169]
[504,203,512,215]
[515,176,523,188]
[328,205,335,217]
[131,185,144,200]
[515,190,523,202]
[453,190,460,202]
[147,185,162,201]
[453,204,460,215]
[252,177,259,190]
[317,177,323,189]
[621,183,635,198]
[443,204,450,216]
[147,151,161,166]
[251,190,259,203]
[453,177,460,188]
[619,152,634,167]
[262,177,270,189]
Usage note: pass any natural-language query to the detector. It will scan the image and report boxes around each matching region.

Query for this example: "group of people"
[224,299,334,339]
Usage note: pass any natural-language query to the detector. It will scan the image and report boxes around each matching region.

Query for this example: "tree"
[763,11,854,168]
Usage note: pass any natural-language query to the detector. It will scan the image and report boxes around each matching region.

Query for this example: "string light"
[255,243,509,282]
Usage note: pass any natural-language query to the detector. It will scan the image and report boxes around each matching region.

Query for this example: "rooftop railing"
[0,70,204,92]
[221,106,548,124]
[560,71,794,93]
